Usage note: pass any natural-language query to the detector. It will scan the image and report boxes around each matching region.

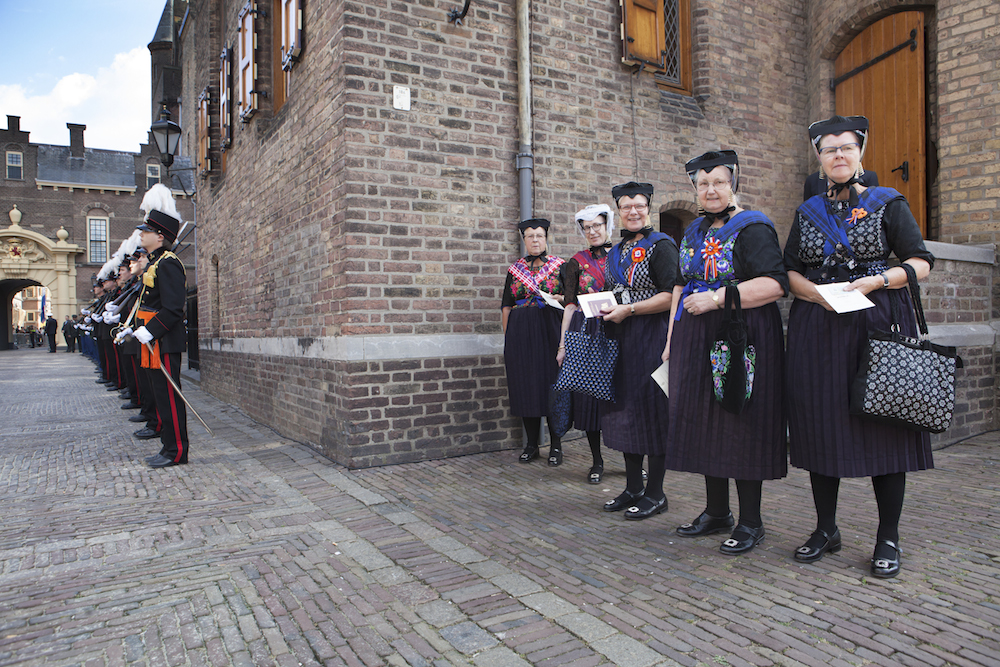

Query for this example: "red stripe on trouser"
[131,359,142,401]
[162,354,185,462]
[113,345,123,385]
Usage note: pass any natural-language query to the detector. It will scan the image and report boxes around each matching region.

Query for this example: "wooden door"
[834,12,926,235]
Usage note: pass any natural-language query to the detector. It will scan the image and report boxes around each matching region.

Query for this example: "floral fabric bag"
[709,286,755,415]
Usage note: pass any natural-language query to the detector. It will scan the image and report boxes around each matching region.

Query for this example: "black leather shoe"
[148,455,184,468]
[795,528,842,562]
[720,524,765,555]
[588,464,604,485]
[128,414,147,423]
[547,447,563,467]
[603,489,642,512]
[518,446,539,463]
[106,384,122,391]
[624,495,667,521]
[870,540,901,579]
[95,378,108,384]
[677,511,735,537]
[133,427,162,440]
[121,402,141,410]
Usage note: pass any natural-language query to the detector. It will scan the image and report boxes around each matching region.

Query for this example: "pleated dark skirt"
[505,305,562,417]
[566,310,602,432]
[665,302,787,480]
[786,289,933,478]
[599,312,670,455]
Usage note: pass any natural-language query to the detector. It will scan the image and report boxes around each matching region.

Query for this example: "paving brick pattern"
[2,347,999,666]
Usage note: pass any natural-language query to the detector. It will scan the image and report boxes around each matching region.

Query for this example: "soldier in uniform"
[129,185,189,468]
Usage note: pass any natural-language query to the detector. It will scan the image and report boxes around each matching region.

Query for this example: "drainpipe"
[515,0,533,223]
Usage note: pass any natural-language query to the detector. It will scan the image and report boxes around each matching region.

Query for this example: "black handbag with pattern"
[554,321,619,401]
[849,264,963,433]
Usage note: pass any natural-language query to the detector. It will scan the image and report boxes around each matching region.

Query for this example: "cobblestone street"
[1,347,998,667]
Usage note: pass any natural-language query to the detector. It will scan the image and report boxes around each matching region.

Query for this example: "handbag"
[850,264,963,433]
[710,286,756,415]
[554,321,619,401]
[548,385,573,437]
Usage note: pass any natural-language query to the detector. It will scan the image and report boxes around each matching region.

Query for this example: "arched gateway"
[0,211,83,350]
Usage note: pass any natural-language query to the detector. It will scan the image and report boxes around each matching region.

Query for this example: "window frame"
[621,0,692,95]
[87,216,109,264]
[146,163,161,189]
[220,44,233,153]
[237,0,259,122]
[197,87,213,177]
[280,0,303,71]
[6,150,23,180]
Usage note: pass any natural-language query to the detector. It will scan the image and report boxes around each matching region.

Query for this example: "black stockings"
[586,431,603,466]
[703,476,762,528]
[522,417,561,451]
[809,471,906,543]
[623,453,666,500]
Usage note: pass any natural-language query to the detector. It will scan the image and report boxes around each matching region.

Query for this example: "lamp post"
[150,104,182,170]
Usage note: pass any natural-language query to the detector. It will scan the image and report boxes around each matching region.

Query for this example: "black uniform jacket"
[139,248,187,354]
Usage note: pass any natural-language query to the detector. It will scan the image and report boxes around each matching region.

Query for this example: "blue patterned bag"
[548,385,573,437]
[554,322,619,401]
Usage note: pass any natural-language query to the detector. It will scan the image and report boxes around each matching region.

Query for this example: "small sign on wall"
[393,86,411,111]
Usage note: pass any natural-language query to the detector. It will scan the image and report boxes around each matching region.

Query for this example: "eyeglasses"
[696,179,731,192]
[580,222,605,233]
[619,204,648,212]
[818,142,860,157]
[523,233,546,240]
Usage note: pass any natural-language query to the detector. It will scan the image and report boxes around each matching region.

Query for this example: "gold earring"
[819,167,826,181]
[729,191,737,206]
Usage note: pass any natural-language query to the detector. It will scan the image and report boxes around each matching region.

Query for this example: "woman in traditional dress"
[599,182,678,520]
[556,204,614,483]
[785,115,933,578]
[662,150,788,555]
[502,218,566,466]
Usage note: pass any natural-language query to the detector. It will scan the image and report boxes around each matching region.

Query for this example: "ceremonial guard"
[124,185,190,468]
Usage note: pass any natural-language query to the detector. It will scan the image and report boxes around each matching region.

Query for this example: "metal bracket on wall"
[448,0,472,25]
[830,29,917,91]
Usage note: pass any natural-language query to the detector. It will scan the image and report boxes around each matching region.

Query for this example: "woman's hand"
[843,274,883,296]
[601,304,631,323]
[682,288,723,317]
[556,346,566,366]
[788,271,834,312]
[661,337,671,363]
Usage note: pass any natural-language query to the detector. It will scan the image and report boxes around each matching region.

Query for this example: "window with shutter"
[197,88,212,177]
[281,0,302,71]
[271,0,287,112]
[238,0,258,122]
[621,0,691,94]
[219,45,232,154]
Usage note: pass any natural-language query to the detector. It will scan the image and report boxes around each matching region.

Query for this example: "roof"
[36,145,135,189]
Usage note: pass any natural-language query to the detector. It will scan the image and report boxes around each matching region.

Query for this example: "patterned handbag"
[850,264,963,433]
[548,385,573,437]
[710,286,755,415]
[554,321,619,401]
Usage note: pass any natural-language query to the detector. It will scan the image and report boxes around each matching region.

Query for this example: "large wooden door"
[834,12,926,235]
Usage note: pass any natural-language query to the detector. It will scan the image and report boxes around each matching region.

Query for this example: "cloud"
[0,47,151,152]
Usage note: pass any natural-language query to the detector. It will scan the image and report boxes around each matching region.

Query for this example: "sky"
[0,0,167,152]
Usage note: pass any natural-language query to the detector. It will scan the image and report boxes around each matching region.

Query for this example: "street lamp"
[150,104,182,168]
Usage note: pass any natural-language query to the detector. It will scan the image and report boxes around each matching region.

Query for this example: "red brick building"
[0,115,195,349]
[166,0,998,467]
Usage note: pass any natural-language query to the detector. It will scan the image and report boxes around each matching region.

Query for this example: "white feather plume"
[139,183,181,223]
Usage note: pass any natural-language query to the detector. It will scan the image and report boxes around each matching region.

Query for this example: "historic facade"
[0,115,196,349]
[167,0,998,467]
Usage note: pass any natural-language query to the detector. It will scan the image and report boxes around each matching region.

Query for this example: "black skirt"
[665,302,787,480]
[599,312,670,455]
[566,310,602,432]
[786,289,933,478]
[504,305,562,418]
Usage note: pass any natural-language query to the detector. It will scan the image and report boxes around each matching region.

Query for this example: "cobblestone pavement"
[1,347,999,667]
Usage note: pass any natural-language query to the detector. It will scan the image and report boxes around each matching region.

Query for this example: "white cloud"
[0,47,151,152]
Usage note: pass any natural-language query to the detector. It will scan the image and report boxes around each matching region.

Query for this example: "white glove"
[107,313,121,324]
[81,308,90,315]
[105,302,122,314]
[94,313,105,324]
[134,326,154,345]
[114,326,134,343]
[84,316,92,324]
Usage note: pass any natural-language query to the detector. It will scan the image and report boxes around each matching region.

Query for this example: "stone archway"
[659,199,699,247]
[0,216,83,350]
